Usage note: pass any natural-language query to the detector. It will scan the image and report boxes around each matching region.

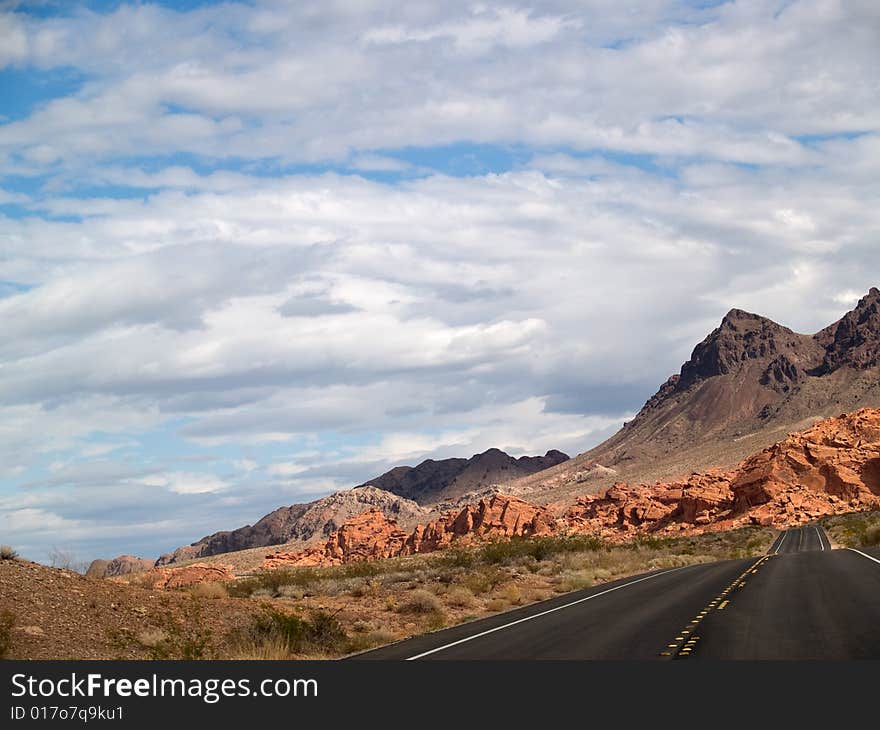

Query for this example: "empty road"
[354,526,880,660]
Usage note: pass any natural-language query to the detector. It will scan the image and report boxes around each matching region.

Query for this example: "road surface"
[354,525,880,660]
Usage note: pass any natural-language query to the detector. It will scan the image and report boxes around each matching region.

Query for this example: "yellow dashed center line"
[659,555,769,659]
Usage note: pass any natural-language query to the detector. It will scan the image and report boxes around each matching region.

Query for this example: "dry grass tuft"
[443,585,477,609]
[0,610,15,659]
[188,582,228,600]
[397,589,443,615]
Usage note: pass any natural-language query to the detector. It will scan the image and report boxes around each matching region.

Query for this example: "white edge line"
[773,530,788,555]
[405,565,688,660]
[847,547,880,566]
[814,526,825,552]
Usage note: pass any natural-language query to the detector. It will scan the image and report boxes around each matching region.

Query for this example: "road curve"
[768,525,831,554]
[353,525,880,660]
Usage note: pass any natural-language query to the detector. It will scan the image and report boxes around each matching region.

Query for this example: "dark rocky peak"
[813,287,880,374]
[676,309,800,391]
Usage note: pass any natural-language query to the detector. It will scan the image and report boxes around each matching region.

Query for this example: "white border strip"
[847,547,880,566]
[773,530,788,555]
[406,566,687,660]
[813,526,826,551]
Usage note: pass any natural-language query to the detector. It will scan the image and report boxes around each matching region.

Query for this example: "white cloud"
[267,461,309,477]
[143,472,229,495]
[1,2,878,168]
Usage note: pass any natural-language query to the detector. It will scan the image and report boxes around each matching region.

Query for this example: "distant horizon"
[1,0,878,563]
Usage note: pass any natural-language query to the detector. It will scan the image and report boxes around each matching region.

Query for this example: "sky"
[0,0,878,565]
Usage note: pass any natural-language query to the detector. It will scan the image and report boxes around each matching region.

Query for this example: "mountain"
[358,448,570,505]
[508,288,880,503]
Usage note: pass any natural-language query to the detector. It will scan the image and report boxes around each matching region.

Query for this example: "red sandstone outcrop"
[265,495,556,568]
[262,410,880,567]
[139,563,236,589]
[265,508,411,568]
[732,409,880,508]
[86,555,154,579]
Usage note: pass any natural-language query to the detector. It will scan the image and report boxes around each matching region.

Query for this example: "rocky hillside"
[0,559,250,660]
[359,448,569,504]
[86,554,155,579]
[264,409,880,568]
[156,486,431,565]
[509,287,880,503]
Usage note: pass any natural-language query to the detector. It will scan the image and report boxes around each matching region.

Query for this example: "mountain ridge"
[504,287,880,504]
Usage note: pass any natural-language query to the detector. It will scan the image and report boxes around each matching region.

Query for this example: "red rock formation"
[265,495,556,568]
[265,508,410,568]
[262,410,880,567]
[730,408,880,523]
[140,563,236,589]
[86,555,154,579]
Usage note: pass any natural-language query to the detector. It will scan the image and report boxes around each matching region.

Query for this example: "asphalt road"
[767,524,831,554]
[353,525,880,660]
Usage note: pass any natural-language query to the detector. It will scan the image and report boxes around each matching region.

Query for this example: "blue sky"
[0,0,878,564]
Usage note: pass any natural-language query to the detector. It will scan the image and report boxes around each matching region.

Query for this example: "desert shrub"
[277,584,306,599]
[308,610,350,652]
[436,548,475,569]
[247,605,349,656]
[348,630,397,653]
[396,589,443,615]
[47,546,86,572]
[421,610,447,631]
[349,578,382,598]
[479,535,605,565]
[227,569,318,598]
[485,598,507,612]
[334,560,385,579]
[188,582,228,600]
[822,512,879,548]
[459,566,506,595]
[0,545,18,561]
[628,535,667,551]
[498,583,523,606]
[557,570,593,593]
[444,585,477,608]
[135,629,168,649]
[144,599,213,660]
[229,637,293,660]
[0,610,15,658]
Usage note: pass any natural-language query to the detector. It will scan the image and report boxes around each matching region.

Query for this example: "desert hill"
[357,448,569,504]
